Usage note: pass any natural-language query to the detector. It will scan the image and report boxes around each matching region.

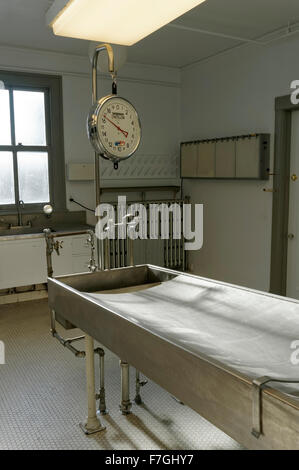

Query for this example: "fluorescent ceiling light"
[47,0,206,46]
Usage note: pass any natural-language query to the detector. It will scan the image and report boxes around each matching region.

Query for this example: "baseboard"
[0,290,48,306]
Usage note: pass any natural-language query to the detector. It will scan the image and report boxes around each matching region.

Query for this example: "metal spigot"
[13,200,32,228]
[53,240,63,256]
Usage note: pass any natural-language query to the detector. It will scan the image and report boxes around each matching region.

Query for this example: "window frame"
[0,71,66,214]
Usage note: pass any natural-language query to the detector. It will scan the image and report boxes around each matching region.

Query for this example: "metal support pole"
[50,309,56,335]
[129,237,134,267]
[80,335,106,434]
[95,151,102,270]
[127,221,135,267]
[44,228,54,278]
[95,348,107,414]
[92,44,115,272]
[119,360,132,415]
[105,237,110,270]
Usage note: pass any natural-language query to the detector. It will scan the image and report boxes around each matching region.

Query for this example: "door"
[287,110,299,299]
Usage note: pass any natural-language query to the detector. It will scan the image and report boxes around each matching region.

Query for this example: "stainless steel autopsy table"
[48,265,299,449]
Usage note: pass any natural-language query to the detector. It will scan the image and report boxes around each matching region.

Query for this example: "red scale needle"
[104,115,128,138]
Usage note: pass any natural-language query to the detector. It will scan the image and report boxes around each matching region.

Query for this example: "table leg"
[119,360,132,415]
[80,335,106,434]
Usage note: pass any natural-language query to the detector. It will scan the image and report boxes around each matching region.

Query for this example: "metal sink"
[48,265,177,329]
[51,264,176,294]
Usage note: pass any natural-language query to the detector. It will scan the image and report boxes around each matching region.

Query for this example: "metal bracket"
[135,370,148,405]
[252,376,299,438]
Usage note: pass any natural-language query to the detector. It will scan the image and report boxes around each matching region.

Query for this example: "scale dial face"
[89,95,141,162]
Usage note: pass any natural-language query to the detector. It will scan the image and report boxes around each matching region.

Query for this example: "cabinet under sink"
[0,232,94,290]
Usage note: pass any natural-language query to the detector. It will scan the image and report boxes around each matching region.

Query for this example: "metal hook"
[92,43,116,105]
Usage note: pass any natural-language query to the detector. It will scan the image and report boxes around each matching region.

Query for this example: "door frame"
[270,94,299,295]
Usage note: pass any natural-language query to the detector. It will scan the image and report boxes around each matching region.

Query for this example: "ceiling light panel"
[47,0,206,46]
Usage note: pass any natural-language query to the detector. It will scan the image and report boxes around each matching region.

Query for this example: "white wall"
[0,45,181,221]
[3,35,299,291]
[181,35,299,291]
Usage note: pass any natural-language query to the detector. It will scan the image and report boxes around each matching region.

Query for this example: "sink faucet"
[7,201,32,230]
[16,200,32,227]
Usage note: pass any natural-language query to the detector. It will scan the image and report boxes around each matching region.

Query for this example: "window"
[0,71,66,212]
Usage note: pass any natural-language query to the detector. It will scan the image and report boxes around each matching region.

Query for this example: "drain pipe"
[95,347,107,415]
[50,309,107,415]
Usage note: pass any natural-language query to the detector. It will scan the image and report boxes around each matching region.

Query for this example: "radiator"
[102,200,186,271]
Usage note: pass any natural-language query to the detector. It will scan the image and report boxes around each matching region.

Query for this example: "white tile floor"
[0,299,243,450]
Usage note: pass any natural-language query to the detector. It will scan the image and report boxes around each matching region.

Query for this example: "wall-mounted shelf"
[100,186,181,199]
[181,134,270,180]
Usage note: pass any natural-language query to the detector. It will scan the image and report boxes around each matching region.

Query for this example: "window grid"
[0,86,50,210]
[0,71,66,213]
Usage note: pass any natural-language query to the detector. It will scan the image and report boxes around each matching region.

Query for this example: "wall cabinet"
[181,134,270,180]
[0,233,92,290]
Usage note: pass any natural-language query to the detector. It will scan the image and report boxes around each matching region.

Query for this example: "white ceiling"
[0,0,299,68]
